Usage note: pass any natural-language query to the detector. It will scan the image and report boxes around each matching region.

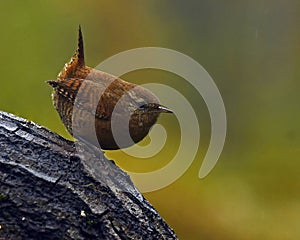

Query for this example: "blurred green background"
[1,1,299,239]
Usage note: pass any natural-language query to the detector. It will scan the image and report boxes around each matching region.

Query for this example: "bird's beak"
[157,105,173,113]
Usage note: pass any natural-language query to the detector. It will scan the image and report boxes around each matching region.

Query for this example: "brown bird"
[47,27,172,150]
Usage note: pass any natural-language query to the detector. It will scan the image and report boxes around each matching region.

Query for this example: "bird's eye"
[139,104,148,109]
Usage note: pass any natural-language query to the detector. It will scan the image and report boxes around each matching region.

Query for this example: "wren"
[47,27,172,150]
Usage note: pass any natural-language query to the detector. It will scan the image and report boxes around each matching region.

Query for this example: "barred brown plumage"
[47,26,172,150]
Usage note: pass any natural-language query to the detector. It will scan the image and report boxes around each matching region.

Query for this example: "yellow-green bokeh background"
[1,1,299,239]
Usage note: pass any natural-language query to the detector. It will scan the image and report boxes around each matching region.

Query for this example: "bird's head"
[130,102,172,129]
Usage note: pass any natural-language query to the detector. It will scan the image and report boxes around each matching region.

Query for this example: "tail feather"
[77,25,85,66]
